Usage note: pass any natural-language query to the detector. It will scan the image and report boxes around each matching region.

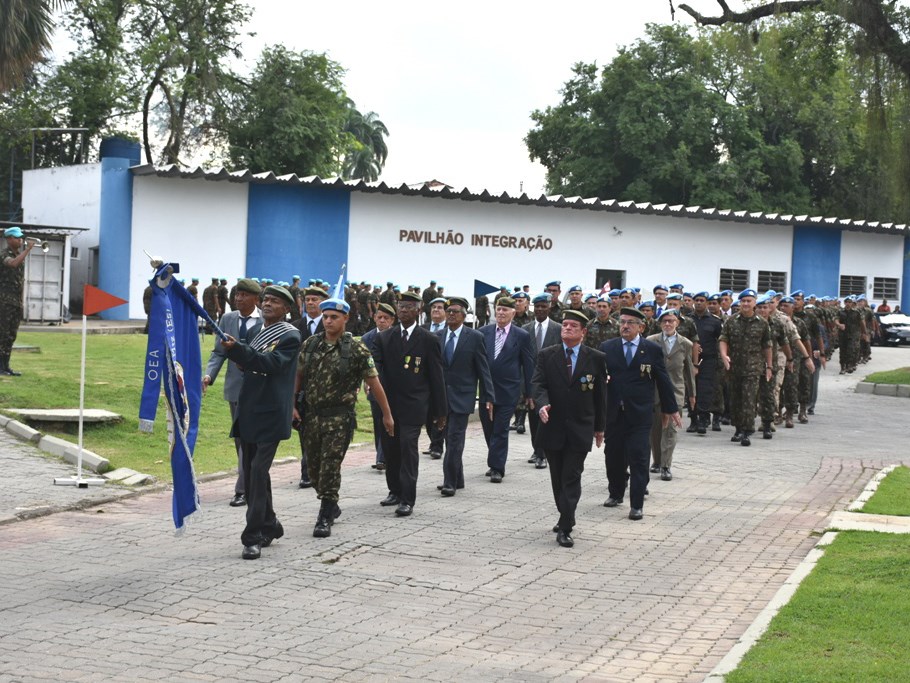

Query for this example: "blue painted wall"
[902,235,910,309]
[246,185,350,286]
[791,226,841,296]
[98,156,133,320]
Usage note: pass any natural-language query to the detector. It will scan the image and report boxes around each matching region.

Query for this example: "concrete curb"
[704,462,907,682]
[855,381,910,397]
[2,417,111,473]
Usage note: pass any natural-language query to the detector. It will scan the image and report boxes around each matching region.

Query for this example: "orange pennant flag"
[83,284,128,316]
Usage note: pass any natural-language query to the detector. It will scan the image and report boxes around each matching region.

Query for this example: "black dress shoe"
[741,434,751,446]
[485,468,493,477]
[395,503,413,516]
[1,367,21,376]
[556,530,574,547]
[242,544,261,560]
[422,449,433,455]
[375,462,385,471]
[712,416,722,432]
[429,450,442,459]
[379,493,400,506]
[629,508,643,521]
[440,485,455,496]
[516,424,525,434]
[661,468,672,481]
[527,455,538,464]
[552,524,560,533]
[535,456,547,469]
[603,497,623,507]
[649,464,660,473]
[489,470,503,483]
[229,493,247,507]
[731,431,743,443]
[299,478,312,489]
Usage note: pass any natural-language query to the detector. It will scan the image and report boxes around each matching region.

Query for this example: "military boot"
[762,422,773,440]
[785,413,794,428]
[313,500,332,538]
[697,412,707,435]
[686,415,698,433]
[731,430,743,443]
[514,410,526,435]
[798,405,809,424]
[740,431,752,447]
[712,414,722,432]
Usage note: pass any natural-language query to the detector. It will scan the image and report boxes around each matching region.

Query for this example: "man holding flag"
[221,285,300,560]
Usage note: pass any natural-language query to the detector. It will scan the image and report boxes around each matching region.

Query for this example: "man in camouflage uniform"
[838,296,865,374]
[187,277,200,302]
[0,227,35,375]
[565,285,596,320]
[707,293,731,428]
[475,292,490,327]
[690,292,722,435]
[357,282,372,331]
[858,295,875,363]
[793,293,826,414]
[756,295,791,439]
[545,280,565,322]
[639,301,659,337]
[512,291,533,328]
[202,277,222,332]
[779,296,816,424]
[719,289,772,447]
[585,295,620,349]
[295,297,393,538]
[287,276,302,321]
[218,278,230,315]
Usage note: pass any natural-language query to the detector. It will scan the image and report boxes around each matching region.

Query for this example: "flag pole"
[54,310,105,487]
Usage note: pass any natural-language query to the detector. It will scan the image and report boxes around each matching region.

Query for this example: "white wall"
[347,193,794,300]
[129,176,248,319]
[840,230,904,302]
[22,163,102,306]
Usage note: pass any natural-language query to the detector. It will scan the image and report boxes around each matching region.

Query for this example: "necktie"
[537,322,544,349]
[494,327,505,359]
[625,341,634,365]
[566,347,574,379]
[445,331,455,365]
[402,328,408,344]
[239,316,249,341]
[309,319,316,335]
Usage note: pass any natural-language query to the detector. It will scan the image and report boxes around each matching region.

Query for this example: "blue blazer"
[600,336,678,427]
[436,326,495,414]
[479,323,535,407]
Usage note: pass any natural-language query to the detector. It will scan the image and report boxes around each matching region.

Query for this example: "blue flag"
[139,265,207,531]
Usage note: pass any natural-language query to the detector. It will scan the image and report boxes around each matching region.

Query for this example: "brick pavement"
[0,347,907,682]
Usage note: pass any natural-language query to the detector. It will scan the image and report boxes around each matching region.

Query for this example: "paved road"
[0,347,907,682]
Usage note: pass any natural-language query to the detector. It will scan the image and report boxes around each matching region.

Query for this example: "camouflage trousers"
[781,367,799,415]
[302,413,355,502]
[710,359,730,415]
[730,373,760,433]
[798,360,812,407]
[839,334,860,368]
[758,373,776,425]
[0,300,23,358]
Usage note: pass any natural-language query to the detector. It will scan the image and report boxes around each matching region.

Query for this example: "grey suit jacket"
[205,309,263,402]
[647,333,696,408]
[524,318,562,353]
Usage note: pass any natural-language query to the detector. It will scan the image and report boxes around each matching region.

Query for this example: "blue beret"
[653,284,668,293]
[789,290,804,297]
[670,283,684,289]
[319,298,350,314]
[739,289,758,300]
[683,292,693,299]
[666,293,683,301]
[545,280,561,287]
[620,287,635,295]
[693,291,710,299]
[292,275,300,280]
[308,279,316,285]
[513,292,529,300]
[638,300,654,308]
[708,293,721,301]
[429,297,447,305]
[757,295,771,305]
[780,296,795,304]
[532,293,551,304]
[632,287,641,293]
[608,289,621,296]
[393,285,400,291]
[3,226,23,238]
[658,309,680,320]
[568,285,583,293]
[251,278,260,283]
[720,290,733,296]
[857,294,866,301]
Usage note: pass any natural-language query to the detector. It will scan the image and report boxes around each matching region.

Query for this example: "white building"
[22,143,909,319]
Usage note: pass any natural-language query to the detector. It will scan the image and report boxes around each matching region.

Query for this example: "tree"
[342,106,389,181]
[0,0,65,92]
[676,1,910,84]
[218,46,353,176]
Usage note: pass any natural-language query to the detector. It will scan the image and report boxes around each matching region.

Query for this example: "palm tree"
[342,105,389,181]
[0,0,65,92]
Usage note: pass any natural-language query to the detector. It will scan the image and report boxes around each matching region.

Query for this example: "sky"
[53,0,692,196]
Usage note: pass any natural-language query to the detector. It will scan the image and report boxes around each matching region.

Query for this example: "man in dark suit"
[435,296,495,496]
[600,307,681,521]
[222,285,301,559]
[373,291,447,517]
[524,293,563,469]
[479,297,535,483]
[203,278,263,507]
[291,286,328,488]
[533,310,606,548]
[421,296,448,458]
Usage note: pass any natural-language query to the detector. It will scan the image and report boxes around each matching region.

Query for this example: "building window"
[873,277,898,300]
[719,268,749,292]
[839,275,866,297]
[758,270,787,293]
[70,247,80,260]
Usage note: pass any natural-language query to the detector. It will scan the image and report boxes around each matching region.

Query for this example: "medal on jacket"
[404,355,411,369]
[640,363,652,379]
[580,374,594,391]
[415,356,422,373]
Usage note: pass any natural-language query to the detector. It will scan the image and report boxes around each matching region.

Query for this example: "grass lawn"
[863,367,910,384]
[861,466,910,517]
[726,531,910,683]
[1,332,376,481]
